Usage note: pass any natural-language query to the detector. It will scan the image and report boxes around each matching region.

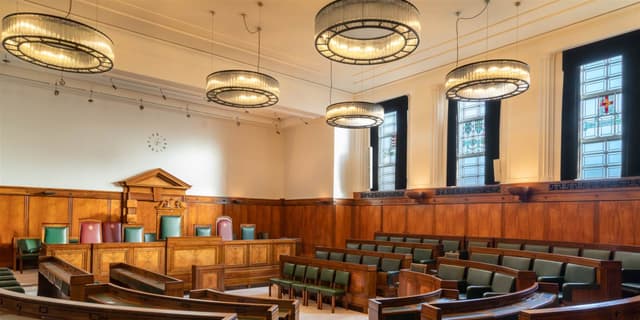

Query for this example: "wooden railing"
[519,295,640,319]
[190,288,299,320]
[109,262,183,297]
[37,256,94,301]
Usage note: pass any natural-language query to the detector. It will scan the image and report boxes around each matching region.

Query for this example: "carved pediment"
[119,168,191,190]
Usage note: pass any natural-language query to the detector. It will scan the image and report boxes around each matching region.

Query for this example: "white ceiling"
[3,0,640,119]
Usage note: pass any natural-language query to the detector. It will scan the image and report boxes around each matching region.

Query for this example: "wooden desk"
[0,287,237,320]
[41,243,91,271]
[190,288,299,320]
[166,236,224,290]
[37,256,95,301]
[519,295,640,320]
[110,262,183,297]
[93,242,165,283]
[399,270,459,296]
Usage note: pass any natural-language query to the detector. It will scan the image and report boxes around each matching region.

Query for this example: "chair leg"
[268,283,272,297]
[331,296,336,313]
[303,290,307,306]
[19,257,23,274]
[317,293,323,310]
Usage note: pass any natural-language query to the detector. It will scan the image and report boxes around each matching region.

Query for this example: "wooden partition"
[279,255,377,312]
[37,256,94,301]
[345,239,443,260]
[109,262,183,297]
[519,295,640,320]
[398,269,458,296]
[436,257,537,291]
[314,246,413,269]
[368,289,455,320]
[190,288,300,320]
[92,242,165,283]
[41,243,92,272]
[166,236,224,290]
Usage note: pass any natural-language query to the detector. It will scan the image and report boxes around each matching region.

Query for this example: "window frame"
[370,96,408,191]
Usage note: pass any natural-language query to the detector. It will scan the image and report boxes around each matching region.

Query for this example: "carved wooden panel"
[249,244,270,265]
[166,237,223,275]
[93,248,129,282]
[599,201,640,245]
[273,243,294,263]
[43,244,91,272]
[224,245,247,266]
[132,246,165,274]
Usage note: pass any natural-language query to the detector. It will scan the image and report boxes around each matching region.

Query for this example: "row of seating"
[0,268,24,293]
[345,242,435,265]
[269,263,349,313]
[436,264,516,299]
[374,235,462,252]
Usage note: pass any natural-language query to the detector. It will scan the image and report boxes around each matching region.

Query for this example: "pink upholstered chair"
[79,220,102,244]
[216,216,233,241]
[102,222,122,242]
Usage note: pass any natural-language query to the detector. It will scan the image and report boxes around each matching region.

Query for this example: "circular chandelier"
[1,13,114,73]
[315,0,421,65]
[206,70,280,108]
[444,59,530,101]
[326,101,384,128]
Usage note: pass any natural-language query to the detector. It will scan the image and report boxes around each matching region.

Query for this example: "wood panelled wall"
[3,181,640,265]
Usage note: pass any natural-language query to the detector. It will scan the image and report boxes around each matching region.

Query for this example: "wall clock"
[147,132,168,152]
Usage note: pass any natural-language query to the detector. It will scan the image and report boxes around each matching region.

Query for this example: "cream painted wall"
[354,5,640,187]
[282,118,334,199]
[0,78,284,198]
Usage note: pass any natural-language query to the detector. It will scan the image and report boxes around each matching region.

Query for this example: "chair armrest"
[537,276,564,285]
[386,271,400,287]
[562,282,598,302]
[417,259,436,265]
[483,291,507,298]
[465,285,492,299]
[622,269,640,283]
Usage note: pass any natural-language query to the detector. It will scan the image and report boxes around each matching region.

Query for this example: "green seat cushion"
[306,284,332,294]
[241,226,255,240]
[565,263,595,283]
[346,243,360,249]
[497,242,522,250]
[394,247,412,254]
[3,286,25,293]
[615,251,640,269]
[195,226,211,236]
[501,256,531,271]
[124,227,144,243]
[405,237,421,243]
[466,268,493,286]
[345,254,361,264]
[422,239,439,245]
[468,240,489,248]
[524,244,549,253]
[470,253,499,265]
[160,216,182,239]
[533,259,563,277]
[389,237,404,242]
[144,233,156,242]
[0,280,20,287]
[375,235,388,241]
[361,244,376,251]
[442,240,460,252]
[377,245,393,253]
[491,273,515,293]
[329,252,345,261]
[315,251,329,260]
[381,258,401,272]
[553,246,580,256]
[582,249,611,260]
[437,264,465,281]
[0,276,16,281]
[317,287,345,296]
[44,227,68,244]
[23,239,41,253]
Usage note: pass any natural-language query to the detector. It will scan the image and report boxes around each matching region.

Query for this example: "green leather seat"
[362,256,380,268]
[123,226,144,243]
[380,258,402,286]
[437,264,466,291]
[614,251,640,295]
[501,256,531,270]
[524,244,549,253]
[306,268,335,308]
[16,238,41,273]
[375,235,388,241]
[532,259,564,283]
[240,225,256,240]
[463,268,493,297]
[317,270,350,313]
[292,266,319,305]
[269,262,295,297]
[0,275,16,281]
[284,264,307,298]
[361,244,376,251]
[144,233,156,242]
[43,226,69,244]
[581,248,611,260]
[3,286,25,293]
[345,254,361,264]
[422,238,439,245]
[315,251,329,260]
[405,237,421,243]
[468,272,515,299]
[376,245,393,253]
[561,263,596,302]
[497,242,522,250]
[389,236,404,242]
[194,225,212,236]
[159,216,182,240]
[413,248,434,265]
[329,252,344,262]
[393,246,412,254]
[470,252,499,265]
[442,240,460,252]
[553,246,580,256]
[0,280,20,287]
[346,243,360,249]
[468,240,490,248]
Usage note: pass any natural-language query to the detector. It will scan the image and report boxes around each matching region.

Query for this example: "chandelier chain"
[329,61,333,105]
[65,0,73,18]
[455,0,489,66]
[210,10,215,72]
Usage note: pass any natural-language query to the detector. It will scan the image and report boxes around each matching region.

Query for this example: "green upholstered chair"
[42,224,69,244]
[240,224,256,240]
[14,237,41,273]
[581,248,611,260]
[315,251,329,260]
[345,254,361,264]
[380,258,402,286]
[122,225,144,243]
[442,240,460,252]
[393,246,412,254]
[389,236,404,242]
[553,246,580,256]
[3,286,25,293]
[467,240,490,248]
[329,252,345,262]
[361,256,380,268]
[497,242,522,250]
[532,259,564,283]
[360,244,376,251]
[292,266,319,305]
[144,233,156,242]
[468,272,515,299]
[422,238,439,245]
[346,243,360,249]
[524,244,549,253]
[158,215,182,240]
[194,224,212,237]
[501,256,531,270]
[437,264,466,291]
[561,264,596,302]
[269,262,295,297]
[470,252,500,265]
[413,248,434,265]
[285,264,308,299]
[0,275,16,281]
[306,268,335,309]
[318,270,350,313]
[462,268,493,297]
[614,251,640,296]
[376,245,393,253]
[410,263,428,273]
[405,237,421,243]
[375,235,388,241]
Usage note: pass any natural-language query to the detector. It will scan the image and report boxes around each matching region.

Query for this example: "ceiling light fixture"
[206,3,280,108]
[444,0,529,101]
[1,0,114,73]
[315,0,421,65]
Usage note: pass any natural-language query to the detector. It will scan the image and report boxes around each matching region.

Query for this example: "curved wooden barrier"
[436,257,537,291]
[190,288,299,320]
[38,256,94,301]
[109,262,183,297]
[0,287,236,320]
[519,295,640,320]
[85,283,278,320]
[369,288,457,320]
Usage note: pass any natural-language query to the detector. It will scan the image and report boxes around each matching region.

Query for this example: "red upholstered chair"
[102,222,122,242]
[216,216,233,241]
[79,220,102,244]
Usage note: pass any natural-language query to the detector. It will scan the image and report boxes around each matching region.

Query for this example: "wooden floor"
[13,269,367,320]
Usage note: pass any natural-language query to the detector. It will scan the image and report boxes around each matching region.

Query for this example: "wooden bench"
[369,288,457,320]
[109,262,184,297]
[0,287,236,320]
[470,247,622,304]
[190,288,299,320]
[399,269,459,296]
[345,239,443,262]
[519,294,640,320]
[38,256,94,301]
[421,283,558,320]
[279,255,377,312]
[85,283,279,320]
[435,257,537,291]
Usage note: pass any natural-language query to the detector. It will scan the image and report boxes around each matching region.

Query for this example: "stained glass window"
[578,55,622,179]
[457,101,485,186]
[377,111,397,191]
